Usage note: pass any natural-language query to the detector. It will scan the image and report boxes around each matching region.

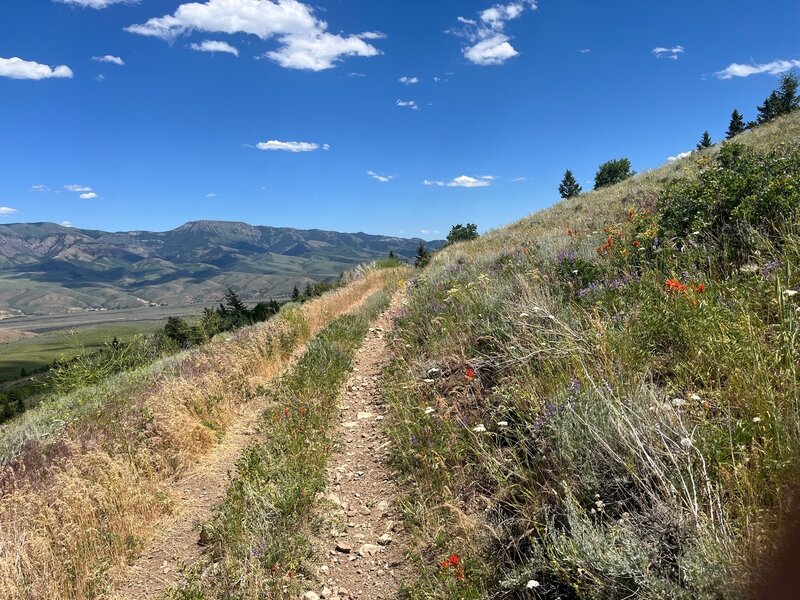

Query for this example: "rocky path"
[307,295,411,600]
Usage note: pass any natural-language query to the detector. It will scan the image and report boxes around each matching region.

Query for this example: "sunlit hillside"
[383,110,800,598]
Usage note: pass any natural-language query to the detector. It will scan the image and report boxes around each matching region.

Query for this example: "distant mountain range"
[0,221,442,315]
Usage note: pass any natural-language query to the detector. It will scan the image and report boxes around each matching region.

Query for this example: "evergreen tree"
[414,241,431,268]
[446,224,479,244]
[696,131,713,151]
[726,110,747,139]
[594,158,634,190]
[20,367,27,378]
[756,72,799,124]
[558,170,582,198]
[304,282,314,299]
[291,285,300,301]
[776,71,800,114]
[388,250,396,259]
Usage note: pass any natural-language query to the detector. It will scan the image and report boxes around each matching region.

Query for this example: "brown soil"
[305,293,412,600]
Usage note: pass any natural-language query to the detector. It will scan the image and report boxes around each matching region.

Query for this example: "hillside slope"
[0,220,441,314]
[384,111,800,598]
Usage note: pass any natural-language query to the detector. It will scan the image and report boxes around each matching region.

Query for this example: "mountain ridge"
[0,220,442,315]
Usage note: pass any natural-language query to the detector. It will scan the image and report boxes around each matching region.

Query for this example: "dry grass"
[0,266,402,600]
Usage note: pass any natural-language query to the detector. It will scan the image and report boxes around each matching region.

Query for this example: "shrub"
[595,158,634,189]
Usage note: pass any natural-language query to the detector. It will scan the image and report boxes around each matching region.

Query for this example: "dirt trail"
[307,293,411,600]
[110,399,265,600]
[110,288,382,600]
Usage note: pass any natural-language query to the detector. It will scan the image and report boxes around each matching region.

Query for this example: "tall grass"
[0,265,403,600]
[382,112,800,598]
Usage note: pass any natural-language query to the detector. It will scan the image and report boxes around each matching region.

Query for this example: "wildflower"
[694,283,706,293]
[424,407,435,414]
[423,378,435,384]
[465,368,475,381]
[472,424,487,433]
[680,437,693,448]
[448,554,460,566]
[633,240,640,248]
[672,398,686,408]
[666,278,687,293]
[497,420,509,427]
[690,393,701,401]
[527,579,541,589]
[784,290,798,298]
[752,416,762,423]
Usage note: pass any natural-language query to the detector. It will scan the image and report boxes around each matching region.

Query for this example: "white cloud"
[579,48,591,54]
[464,35,518,65]
[420,229,439,235]
[256,140,327,152]
[667,151,692,163]
[0,57,73,80]
[714,59,800,80]
[652,46,684,60]
[0,207,18,216]
[56,0,138,7]
[367,170,394,182]
[30,184,50,192]
[206,192,218,197]
[191,40,240,56]
[60,221,74,227]
[65,184,93,193]
[126,0,381,71]
[396,99,418,110]
[92,55,125,65]
[424,175,493,188]
[512,176,527,182]
[452,1,537,66]
[399,76,419,85]
[80,192,99,199]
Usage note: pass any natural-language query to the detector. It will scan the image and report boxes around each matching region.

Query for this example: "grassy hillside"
[383,111,800,598]
[0,265,403,599]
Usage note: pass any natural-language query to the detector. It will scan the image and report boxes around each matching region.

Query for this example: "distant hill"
[0,220,442,315]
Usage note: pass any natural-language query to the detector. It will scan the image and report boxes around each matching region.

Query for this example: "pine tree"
[756,72,799,125]
[414,241,431,268]
[696,131,713,151]
[388,250,396,259]
[756,91,780,125]
[726,110,747,139]
[558,170,582,198]
[291,285,300,301]
[776,71,800,114]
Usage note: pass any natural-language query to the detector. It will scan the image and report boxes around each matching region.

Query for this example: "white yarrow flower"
[752,416,761,423]
[424,407,435,414]
[472,424,487,433]
[783,290,798,298]
[526,579,540,589]
[497,421,509,427]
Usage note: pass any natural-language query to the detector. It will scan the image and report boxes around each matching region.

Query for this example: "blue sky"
[1,0,799,239]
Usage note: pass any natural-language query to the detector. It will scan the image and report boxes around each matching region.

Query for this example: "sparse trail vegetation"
[161,278,408,600]
[0,266,402,600]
